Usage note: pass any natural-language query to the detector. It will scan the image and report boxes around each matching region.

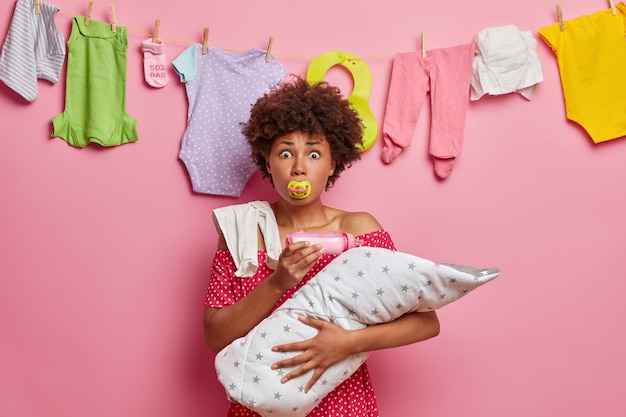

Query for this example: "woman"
[203,76,440,416]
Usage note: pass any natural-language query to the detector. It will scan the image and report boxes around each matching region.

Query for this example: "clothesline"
[9,2,623,164]
[48,2,626,62]
[57,8,395,61]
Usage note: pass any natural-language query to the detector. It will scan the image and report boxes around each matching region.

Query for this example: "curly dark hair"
[242,76,363,189]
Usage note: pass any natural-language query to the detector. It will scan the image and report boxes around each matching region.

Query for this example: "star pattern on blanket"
[310,252,497,321]
[215,247,500,417]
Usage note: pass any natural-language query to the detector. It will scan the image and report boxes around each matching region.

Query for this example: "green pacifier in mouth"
[287,181,311,199]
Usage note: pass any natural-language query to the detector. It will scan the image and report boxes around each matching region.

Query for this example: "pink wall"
[2,0,625,416]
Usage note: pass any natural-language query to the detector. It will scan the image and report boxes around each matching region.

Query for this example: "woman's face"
[266,131,336,203]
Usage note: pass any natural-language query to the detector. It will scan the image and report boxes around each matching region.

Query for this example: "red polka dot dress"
[205,230,396,417]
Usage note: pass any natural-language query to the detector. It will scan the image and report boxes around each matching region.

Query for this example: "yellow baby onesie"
[539,4,626,143]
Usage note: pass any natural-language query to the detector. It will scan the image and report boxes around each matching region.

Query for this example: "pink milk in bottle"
[285,231,364,254]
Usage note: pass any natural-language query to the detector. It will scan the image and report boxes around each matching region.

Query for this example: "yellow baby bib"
[306,51,378,152]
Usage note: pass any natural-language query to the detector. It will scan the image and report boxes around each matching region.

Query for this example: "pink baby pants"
[382,42,475,178]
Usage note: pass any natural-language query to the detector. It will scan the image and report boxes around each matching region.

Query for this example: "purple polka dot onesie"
[172,46,287,197]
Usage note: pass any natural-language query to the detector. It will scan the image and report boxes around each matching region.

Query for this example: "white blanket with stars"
[214,246,500,417]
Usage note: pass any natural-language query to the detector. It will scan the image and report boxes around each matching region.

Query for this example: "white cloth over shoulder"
[213,201,281,277]
[471,25,543,101]
[215,246,500,417]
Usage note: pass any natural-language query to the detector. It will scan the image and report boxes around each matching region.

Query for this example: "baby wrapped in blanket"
[215,246,499,417]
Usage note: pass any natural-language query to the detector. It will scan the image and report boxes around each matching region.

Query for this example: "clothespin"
[34,0,41,14]
[421,32,426,58]
[110,5,116,32]
[556,5,564,31]
[202,27,209,55]
[265,36,274,63]
[85,0,94,25]
[152,19,161,43]
[609,0,617,16]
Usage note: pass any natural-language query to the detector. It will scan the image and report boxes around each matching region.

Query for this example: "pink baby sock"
[433,157,456,179]
[142,38,169,88]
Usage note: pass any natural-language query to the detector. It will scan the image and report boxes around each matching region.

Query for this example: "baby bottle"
[285,231,363,254]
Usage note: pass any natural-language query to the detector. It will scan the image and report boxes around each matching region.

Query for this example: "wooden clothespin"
[609,0,617,16]
[421,32,427,58]
[265,36,274,63]
[85,0,94,25]
[110,5,116,32]
[556,5,564,31]
[152,19,161,43]
[202,27,209,55]
[34,0,41,14]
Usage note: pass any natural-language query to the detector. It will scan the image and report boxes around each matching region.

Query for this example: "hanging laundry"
[382,43,475,179]
[470,25,543,101]
[0,0,65,102]
[306,51,378,152]
[51,16,138,147]
[539,4,626,144]
[142,38,169,88]
[172,45,287,197]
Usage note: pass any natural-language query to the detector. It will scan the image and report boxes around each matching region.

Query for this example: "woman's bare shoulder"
[339,210,383,236]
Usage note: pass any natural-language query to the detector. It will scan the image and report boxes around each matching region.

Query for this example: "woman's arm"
[203,216,325,352]
[350,310,440,351]
[271,311,439,392]
[203,281,285,353]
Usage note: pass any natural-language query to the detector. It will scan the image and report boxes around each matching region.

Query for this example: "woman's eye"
[310,151,321,159]
[279,150,292,158]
